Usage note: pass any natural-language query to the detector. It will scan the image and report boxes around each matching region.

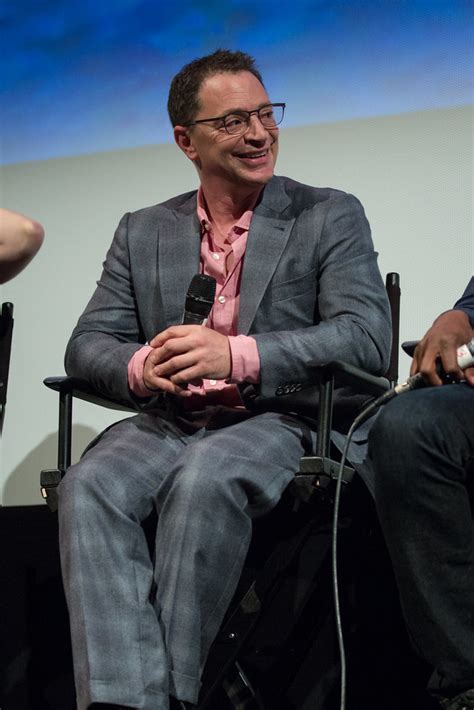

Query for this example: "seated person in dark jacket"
[369,277,474,710]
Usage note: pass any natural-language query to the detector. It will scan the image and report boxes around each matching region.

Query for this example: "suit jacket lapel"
[239,177,294,334]
[157,178,294,333]
[158,195,201,326]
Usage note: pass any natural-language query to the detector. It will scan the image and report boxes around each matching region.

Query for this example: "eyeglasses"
[185,103,286,135]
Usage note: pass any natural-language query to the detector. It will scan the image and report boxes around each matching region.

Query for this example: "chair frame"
[0,302,14,433]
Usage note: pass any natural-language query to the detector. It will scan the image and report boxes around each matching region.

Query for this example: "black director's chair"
[197,275,403,710]
[40,273,408,709]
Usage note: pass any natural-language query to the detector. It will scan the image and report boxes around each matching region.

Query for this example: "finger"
[169,375,204,388]
[152,338,198,366]
[411,339,443,385]
[144,354,189,392]
[144,374,191,397]
[464,366,474,387]
[170,366,206,386]
[417,352,443,386]
[150,325,196,348]
[149,330,168,349]
[438,342,464,381]
[418,363,443,386]
[410,342,428,376]
[154,351,198,378]
[409,350,421,377]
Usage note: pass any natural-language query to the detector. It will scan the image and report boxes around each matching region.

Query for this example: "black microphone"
[182,274,216,325]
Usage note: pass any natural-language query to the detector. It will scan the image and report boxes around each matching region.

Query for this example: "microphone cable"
[332,339,474,709]
[331,389,407,710]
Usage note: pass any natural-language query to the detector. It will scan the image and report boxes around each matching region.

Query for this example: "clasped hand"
[143,325,231,397]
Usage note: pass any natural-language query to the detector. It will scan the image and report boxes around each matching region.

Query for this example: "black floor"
[0,504,436,710]
[0,505,75,709]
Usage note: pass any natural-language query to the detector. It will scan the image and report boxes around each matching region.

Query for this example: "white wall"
[1,105,472,505]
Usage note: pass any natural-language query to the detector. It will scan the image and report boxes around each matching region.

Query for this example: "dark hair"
[167,49,264,127]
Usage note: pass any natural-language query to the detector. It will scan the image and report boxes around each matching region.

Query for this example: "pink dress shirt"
[127,188,261,406]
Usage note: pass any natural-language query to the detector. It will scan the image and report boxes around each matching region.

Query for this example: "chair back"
[0,302,14,428]
[384,273,400,386]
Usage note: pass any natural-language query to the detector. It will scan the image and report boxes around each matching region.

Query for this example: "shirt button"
[218,295,226,304]
[212,253,220,260]
[209,379,217,386]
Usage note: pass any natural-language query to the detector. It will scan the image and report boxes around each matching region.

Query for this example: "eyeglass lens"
[224,104,284,134]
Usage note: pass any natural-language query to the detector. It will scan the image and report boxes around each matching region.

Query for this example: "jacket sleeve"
[253,194,392,398]
[453,277,474,327]
[64,212,164,408]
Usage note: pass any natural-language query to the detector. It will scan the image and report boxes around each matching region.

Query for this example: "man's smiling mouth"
[235,150,268,159]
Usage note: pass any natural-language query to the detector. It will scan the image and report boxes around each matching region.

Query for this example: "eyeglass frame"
[184,102,286,134]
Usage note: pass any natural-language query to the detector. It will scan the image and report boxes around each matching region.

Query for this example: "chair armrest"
[309,361,389,397]
[246,360,389,417]
[401,341,419,357]
[41,377,135,511]
[44,376,134,413]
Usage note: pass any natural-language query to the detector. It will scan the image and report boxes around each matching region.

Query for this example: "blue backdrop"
[1,0,472,164]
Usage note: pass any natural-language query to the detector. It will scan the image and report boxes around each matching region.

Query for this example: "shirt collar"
[197,186,256,237]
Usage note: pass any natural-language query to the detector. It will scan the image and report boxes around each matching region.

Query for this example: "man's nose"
[245,113,269,141]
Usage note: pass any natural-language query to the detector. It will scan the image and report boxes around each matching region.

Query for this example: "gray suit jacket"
[65,175,392,427]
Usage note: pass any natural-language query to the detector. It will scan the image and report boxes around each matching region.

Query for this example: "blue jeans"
[368,383,474,695]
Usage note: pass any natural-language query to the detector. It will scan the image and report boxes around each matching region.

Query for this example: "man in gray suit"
[59,49,391,710]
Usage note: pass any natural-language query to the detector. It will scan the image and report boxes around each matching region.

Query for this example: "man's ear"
[174,126,198,161]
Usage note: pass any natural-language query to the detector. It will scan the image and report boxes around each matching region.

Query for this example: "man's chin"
[239,168,274,187]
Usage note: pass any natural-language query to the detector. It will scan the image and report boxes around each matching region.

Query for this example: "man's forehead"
[197,71,269,114]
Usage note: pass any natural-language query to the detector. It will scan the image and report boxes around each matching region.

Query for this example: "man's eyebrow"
[221,102,272,115]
